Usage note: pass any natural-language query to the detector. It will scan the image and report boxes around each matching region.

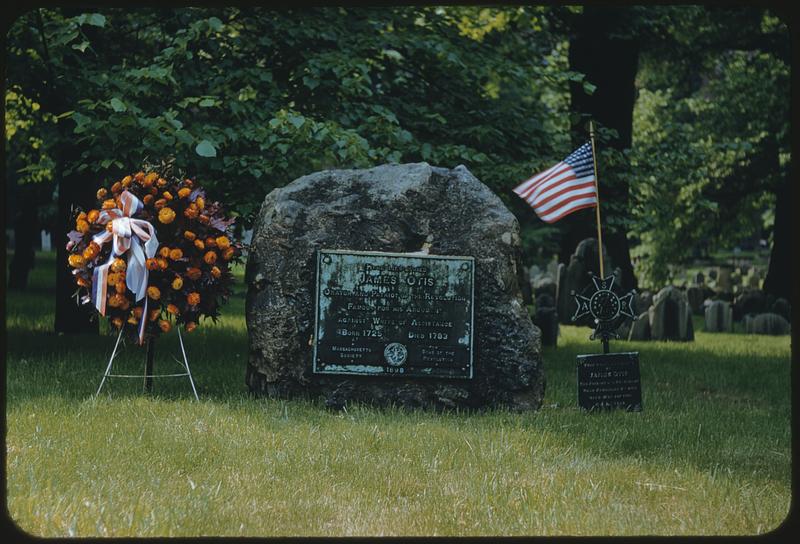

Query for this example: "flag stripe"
[540,198,598,223]
[512,142,598,223]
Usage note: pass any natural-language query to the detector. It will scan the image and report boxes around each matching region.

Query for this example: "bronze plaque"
[313,250,474,378]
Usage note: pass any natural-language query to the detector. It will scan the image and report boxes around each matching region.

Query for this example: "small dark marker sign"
[577,352,642,412]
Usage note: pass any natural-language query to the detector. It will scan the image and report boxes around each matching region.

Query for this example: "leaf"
[288,115,305,129]
[195,140,217,157]
[582,81,597,95]
[208,17,223,31]
[72,41,90,52]
[86,14,106,27]
[199,98,216,107]
[109,98,127,112]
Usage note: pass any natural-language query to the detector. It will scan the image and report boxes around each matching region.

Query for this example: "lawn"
[5,252,792,537]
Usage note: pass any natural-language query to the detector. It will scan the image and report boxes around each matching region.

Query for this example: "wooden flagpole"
[588,120,605,278]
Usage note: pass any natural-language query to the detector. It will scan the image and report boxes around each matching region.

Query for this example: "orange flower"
[76,276,91,287]
[107,271,124,285]
[144,172,158,187]
[184,230,196,241]
[134,171,145,183]
[178,187,191,199]
[159,247,171,258]
[184,178,194,188]
[205,237,216,248]
[119,297,130,311]
[143,194,154,206]
[68,254,86,268]
[162,191,173,201]
[187,292,201,306]
[172,276,184,290]
[197,215,210,225]
[76,219,90,233]
[154,198,167,209]
[194,239,205,251]
[158,319,172,333]
[157,177,168,188]
[167,304,179,315]
[158,207,176,224]
[149,309,161,321]
[169,248,183,260]
[157,257,169,270]
[147,286,161,300]
[134,307,144,319]
[102,199,116,210]
[215,236,231,250]
[87,209,100,223]
[96,188,108,199]
[110,258,127,273]
[222,247,235,261]
[195,196,205,210]
[149,186,159,196]
[111,181,122,194]
[186,267,202,280]
[111,317,124,329]
[185,321,197,332]
[184,206,199,219]
[203,251,217,265]
[210,266,221,279]
[108,293,126,308]
[122,175,133,186]
[82,242,100,260]
[115,282,126,294]
[77,211,87,221]
[145,258,159,271]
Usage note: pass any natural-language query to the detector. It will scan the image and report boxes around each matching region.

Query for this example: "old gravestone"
[245,163,545,411]
[556,238,612,324]
[649,286,694,341]
[704,300,733,333]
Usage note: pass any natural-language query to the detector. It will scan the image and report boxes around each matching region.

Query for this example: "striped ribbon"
[90,190,159,344]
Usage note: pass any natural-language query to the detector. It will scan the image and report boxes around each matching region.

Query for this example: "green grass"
[5,252,792,536]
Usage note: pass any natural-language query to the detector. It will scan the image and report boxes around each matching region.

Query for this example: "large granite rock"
[245,163,545,411]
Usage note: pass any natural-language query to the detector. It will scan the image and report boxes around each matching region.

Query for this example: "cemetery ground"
[6,252,791,537]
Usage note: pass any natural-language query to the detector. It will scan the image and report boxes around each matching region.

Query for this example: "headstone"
[532,276,557,300]
[693,271,705,285]
[628,311,651,341]
[558,255,589,324]
[704,300,733,333]
[245,163,545,411]
[529,265,542,282]
[733,289,767,321]
[717,267,733,294]
[546,260,559,281]
[686,286,705,315]
[40,230,52,251]
[770,298,791,323]
[533,306,558,347]
[576,352,642,411]
[744,313,790,336]
[635,290,653,313]
[649,286,694,341]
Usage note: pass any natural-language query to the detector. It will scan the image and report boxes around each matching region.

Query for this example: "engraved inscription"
[313,250,474,378]
[576,352,643,412]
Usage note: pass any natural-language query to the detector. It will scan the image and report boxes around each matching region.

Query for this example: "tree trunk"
[566,5,639,290]
[54,167,99,334]
[8,187,39,290]
[763,177,790,301]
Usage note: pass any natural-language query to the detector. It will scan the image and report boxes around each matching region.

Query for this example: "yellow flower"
[171,276,184,290]
[169,248,183,260]
[159,247,171,258]
[96,188,108,200]
[127,315,138,326]
[210,266,221,279]
[68,254,86,268]
[147,286,161,300]
[157,177,168,188]
[134,171,145,183]
[157,257,169,270]
[144,172,158,187]
[82,242,100,260]
[162,191,173,201]
[158,207,176,224]
[76,219,90,233]
[158,319,172,333]
[187,292,201,306]
[122,175,133,186]
[184,230,196,241]
[194,239,205,251]
[102,199,116,210]
[111,182,122,194]
[87,209,100,223]
[115,282,126,294]
[203,251,217,265]
[178,187,191,199]
[195,196,205,210]
[215,236,231,250]
[110,258,127,273]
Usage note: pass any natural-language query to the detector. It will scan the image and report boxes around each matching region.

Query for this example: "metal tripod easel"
[95,327,199,400]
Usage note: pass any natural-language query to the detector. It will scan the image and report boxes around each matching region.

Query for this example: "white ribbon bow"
[90,190,159,342]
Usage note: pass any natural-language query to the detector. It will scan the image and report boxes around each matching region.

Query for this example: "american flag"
[513,143,598,223]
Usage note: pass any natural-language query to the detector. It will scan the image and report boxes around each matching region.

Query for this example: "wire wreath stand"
[95,326,199,400]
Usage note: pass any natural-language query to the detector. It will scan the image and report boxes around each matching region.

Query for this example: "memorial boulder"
[245,163,545,411]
